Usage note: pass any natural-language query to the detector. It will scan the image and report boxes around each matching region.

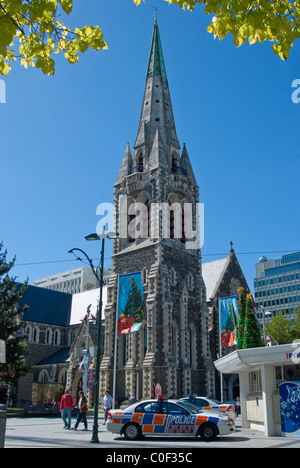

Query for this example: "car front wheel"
[198,422,218,441]
[123,423,142,441]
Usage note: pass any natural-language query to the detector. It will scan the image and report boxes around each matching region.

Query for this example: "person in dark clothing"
[73,391,88,431]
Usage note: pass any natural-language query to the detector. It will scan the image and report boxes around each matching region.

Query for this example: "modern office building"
[34,267,111,294]
[254,251,300,319]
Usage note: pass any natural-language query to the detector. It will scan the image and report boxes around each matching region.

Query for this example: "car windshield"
[209,398,222,405]
[121,402,138,412]
[176,400,200,414]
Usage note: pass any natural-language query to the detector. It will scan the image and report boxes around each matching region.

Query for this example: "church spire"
[147,17,167,80]
[134,19,180,166]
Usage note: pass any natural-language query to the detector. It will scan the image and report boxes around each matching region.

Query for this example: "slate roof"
[20,285,72,326]
[36,347,71,366]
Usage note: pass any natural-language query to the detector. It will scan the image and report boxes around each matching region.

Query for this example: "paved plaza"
[3,415,300,449]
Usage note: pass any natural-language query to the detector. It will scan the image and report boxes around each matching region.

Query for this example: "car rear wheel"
[123,423,142,441]
[198,422,218,441]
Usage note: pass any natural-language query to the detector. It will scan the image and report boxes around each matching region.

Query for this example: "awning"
[214,343,300,374]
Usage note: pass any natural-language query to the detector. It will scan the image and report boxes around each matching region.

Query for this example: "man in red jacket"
[60,388,74,430]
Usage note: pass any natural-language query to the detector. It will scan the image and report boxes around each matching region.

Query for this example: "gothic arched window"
[38,370,49,383]
[54,329,60,346]
[45,328,52,345]
[137,152,144,172]
[171,153,178,173]
[33,326,39,343]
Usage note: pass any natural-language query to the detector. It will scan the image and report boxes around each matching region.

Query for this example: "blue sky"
[1,0,299,293]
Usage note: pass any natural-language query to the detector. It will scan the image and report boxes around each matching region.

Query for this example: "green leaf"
[0,16,17,47]
[60,0,73,14]
[0,59,11,76]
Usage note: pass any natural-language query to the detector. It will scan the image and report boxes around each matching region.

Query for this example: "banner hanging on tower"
[219,296,239,348]
[117,272,145,335]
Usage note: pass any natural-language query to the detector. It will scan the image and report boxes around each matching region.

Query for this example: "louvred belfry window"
[172,155,177,173]
[137,153,144,172]
[170,207,174,239]
[181,208,186,243]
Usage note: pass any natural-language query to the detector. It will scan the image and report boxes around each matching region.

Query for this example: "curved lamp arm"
[68,248,101,283]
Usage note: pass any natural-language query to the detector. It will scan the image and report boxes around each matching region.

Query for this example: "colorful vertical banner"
[219,296,239,348]
[87,368,96,390]
[117,272,145,335]
[280,380,300,437]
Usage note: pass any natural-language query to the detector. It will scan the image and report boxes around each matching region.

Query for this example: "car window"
[178,400,199,414]
[210,398,221,405]
[135,402,161,413]
[185,398,207,407]
[164,402,189,415]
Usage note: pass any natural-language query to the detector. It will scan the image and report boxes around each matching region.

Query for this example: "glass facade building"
[254,251,300,319]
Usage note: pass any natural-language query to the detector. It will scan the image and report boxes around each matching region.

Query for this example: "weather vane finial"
[154,6,158,22]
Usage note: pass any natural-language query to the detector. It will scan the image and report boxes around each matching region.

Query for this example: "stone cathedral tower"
[100,20,212,402]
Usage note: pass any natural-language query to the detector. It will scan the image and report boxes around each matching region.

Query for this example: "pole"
[112,275,119,410]
[219,297,224,402]
[262,305,267,346]
[83,305,91,396]
[136,365,140,401]
[69,230,119,443]
[90,236,105,444]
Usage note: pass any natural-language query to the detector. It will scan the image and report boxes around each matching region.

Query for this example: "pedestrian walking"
[73,391,88,431]
[60,388,74,430]
[236,397,241,417]
[103,390,113,424]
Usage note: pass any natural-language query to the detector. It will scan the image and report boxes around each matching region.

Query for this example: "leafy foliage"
[0,242,31,384]
[134,0,300,60]
[0,0,107,76]
[266,308,300,344]
[2,1,297,76]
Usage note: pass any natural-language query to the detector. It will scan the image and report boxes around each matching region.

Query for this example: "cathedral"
[2,21,256,410]
[100,19,214,402]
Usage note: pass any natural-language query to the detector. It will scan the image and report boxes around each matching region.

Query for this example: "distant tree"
[266,308,300,345]
[134,0,300,60]
[0,242,30,385]
[290,307,300,341]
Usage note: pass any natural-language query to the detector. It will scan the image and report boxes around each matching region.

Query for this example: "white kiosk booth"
[214,343,300,437]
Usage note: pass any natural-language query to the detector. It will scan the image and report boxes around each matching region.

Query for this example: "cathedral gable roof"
[20,285,72,327]
[202,257,229,301]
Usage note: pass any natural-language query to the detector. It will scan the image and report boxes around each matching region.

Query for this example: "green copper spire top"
[147,19,167,80]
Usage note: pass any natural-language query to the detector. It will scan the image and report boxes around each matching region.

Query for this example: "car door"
[134,401,168,435]
[163,402,197,436]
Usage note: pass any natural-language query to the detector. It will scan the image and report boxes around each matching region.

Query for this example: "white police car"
[179,395,236,420]
[106,397,235,441]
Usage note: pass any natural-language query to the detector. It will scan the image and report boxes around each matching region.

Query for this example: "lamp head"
[85,232,119,241]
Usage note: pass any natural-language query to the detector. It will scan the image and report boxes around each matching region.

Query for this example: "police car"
[106,397,235,441]
[179,395,236,421]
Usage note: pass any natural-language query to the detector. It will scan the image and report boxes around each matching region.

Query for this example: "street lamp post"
[257,305,272,346]
[68,230,118,444]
